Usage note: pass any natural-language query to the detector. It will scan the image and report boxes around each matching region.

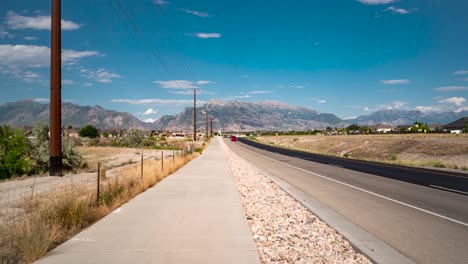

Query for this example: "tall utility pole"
[210,117,213,137]
[205,109,208,138]
[193,89,196,141]
[50,0,62,176]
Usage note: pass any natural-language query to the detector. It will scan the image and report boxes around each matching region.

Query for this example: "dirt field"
[256,134,468,171]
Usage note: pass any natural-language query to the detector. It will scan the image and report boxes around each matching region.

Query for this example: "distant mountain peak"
[0,100,148,130]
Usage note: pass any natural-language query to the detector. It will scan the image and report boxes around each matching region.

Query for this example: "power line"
[113,0,188,89]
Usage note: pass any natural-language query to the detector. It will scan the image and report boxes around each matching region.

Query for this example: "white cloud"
[189,33,222,39]
[83,83,93,87]
[383,7,411,14]
[62,79,75,85]
[290,85,304,89]
[23,71,40,79]
[111,98,204,106]
[0,30,14,39]
[6,11,80,31]
[178,8,209,17]
[63,99,78,103]
[143,118,158,123]
[455,106,468,113]
[196,80,215,85]
[364,101,408,112]
[415,106,442,112]
[317,100,327,104]
[462,78,468,82]
[0,45,98,68]
[23,36,37,40]
[154,80,215,89]
[154,80,198,89]
[33,98,49,103]
[380,79,410,85]
[357,0,396,5]
[438,97,466,106]
[433,86,468,92]
[153,0,169,5]
[81,68,121,83]
[222,95,252,100]
[453,70,468,75]
[246,90,272,95]
[240,75,249,78]
[142,108,157,115]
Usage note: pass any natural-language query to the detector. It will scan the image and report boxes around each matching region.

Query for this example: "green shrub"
[0,125,31,179]
[79,125,99,138]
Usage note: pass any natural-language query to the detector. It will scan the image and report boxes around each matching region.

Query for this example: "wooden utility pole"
[193,89,197,141]
[205,109,208,138]
[210,117,213,137]
[50,0,62,176]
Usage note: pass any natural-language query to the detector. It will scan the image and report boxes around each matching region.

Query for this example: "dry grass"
[257,134,468,171]
[0,152,199,263]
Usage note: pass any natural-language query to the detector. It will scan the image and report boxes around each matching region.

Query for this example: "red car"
[230,135,237,141]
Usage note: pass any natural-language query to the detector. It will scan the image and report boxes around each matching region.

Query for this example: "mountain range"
[0,99,466,131]
[0,100,147,129]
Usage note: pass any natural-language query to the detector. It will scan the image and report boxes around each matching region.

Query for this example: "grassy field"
[256,134,468,171]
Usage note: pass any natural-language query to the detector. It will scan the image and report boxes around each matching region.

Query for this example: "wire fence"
[0,142,199,231]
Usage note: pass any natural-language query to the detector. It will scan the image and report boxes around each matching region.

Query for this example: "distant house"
[63,127,80,138]
[101,129,119,138]
[428,124,443,132]
[372,123,393,133]
[396,125,411,132]
[444,117,468,134]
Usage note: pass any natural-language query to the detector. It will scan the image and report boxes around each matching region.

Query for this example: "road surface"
[226,139,468,264]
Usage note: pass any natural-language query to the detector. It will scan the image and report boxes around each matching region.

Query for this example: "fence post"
[141,152,144,181]
[172,144,175,164]
[96,156,101,203]
[161,150,164,172]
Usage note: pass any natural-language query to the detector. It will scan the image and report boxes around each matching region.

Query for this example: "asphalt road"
[238,138,468,194]
[226,139,468,264]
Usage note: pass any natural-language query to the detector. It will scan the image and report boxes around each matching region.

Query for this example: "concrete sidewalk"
[37,138,260,264]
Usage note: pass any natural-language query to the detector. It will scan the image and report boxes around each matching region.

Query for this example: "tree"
[464,122,468,133]
[79,125,99,138]
[125,129,144,147]
[29,123,85,172]
[347,124,361,131]
[0,125,30,178]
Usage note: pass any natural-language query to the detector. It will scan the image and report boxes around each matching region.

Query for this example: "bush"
[79,125,99,138]
[0,125,31,179]
[124,129,144,148]
[28,123,85,173]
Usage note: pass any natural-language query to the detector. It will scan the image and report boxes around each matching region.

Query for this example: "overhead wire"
[112,0,188,89]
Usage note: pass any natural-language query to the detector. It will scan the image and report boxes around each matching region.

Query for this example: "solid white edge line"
[429,185,468,195]
[237,143,468,227]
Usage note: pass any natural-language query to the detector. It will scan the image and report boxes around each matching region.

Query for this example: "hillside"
[0,100,148,129]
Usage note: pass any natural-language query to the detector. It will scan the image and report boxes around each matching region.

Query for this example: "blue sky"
[1,0,467,121]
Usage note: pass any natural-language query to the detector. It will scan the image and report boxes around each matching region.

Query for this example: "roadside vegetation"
[0,144,203,263]
[0,123,85,180]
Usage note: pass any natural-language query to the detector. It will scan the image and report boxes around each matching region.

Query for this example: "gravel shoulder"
[220,139,371,264]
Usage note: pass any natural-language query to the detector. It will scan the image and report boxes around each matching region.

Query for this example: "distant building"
[444,117,468,134]
[372,123,393,133]
[63,127,80,138]
[428,124,443,132]
[101,129,119,138]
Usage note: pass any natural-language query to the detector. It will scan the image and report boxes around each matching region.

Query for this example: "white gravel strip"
[220,140,372,264]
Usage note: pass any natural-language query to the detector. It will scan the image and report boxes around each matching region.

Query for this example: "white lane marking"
[429,185,468,195]
[236,143,468,227]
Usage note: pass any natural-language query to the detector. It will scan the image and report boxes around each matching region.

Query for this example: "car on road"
[230,135,237,141]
